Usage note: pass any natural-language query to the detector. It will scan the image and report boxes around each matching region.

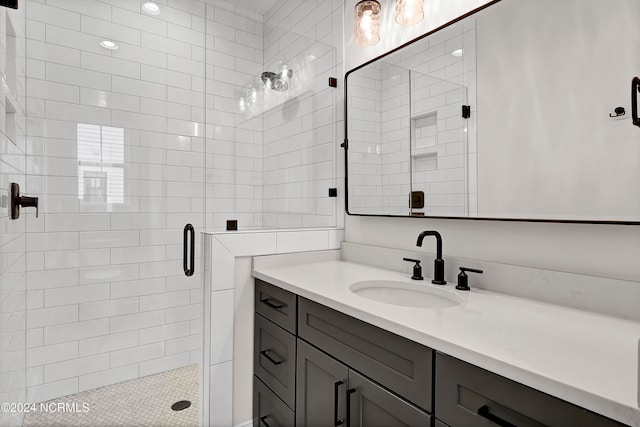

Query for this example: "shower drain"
[171,400,192,411]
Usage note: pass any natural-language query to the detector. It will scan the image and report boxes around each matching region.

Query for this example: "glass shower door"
[22,0,205,423]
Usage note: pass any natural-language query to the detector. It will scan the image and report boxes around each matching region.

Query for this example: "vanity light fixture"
[100,40,119,50]
[395,0,424,26]
[355,0,381,46]
[142,1,160,15]
[451,48,463,57]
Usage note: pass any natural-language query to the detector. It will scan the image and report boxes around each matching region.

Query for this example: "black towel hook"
[609,106,625,118]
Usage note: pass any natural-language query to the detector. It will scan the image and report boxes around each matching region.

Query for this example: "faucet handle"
[402,258,423,281]
[456,267,483,291]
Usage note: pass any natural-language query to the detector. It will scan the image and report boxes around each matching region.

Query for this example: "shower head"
[261,69,293,92]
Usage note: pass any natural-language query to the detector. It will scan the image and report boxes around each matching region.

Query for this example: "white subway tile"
[44,283,110,307]
[138,352,189,377]
[110,277,165,299]
[44,249,110,270]
[139,290,190,312]
[110,342,164,368]
[27,378,78,403]
[44,318,109,346]
[28,305,78,328]
[79,264,139,286]
[78,297,139,321]
[139,321,191,345]
[46,63,111,92]
[111,246,166,264]
[45,353,110,383]
[79,331,138,357]
[80,15,141,46]
[106,306,165,334]
[78,364,138,392]
[26,341,78,367]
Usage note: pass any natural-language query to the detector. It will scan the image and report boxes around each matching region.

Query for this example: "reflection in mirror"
[346,0,640,222]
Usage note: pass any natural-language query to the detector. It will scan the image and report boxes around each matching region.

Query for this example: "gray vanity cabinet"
[254,280,626,427]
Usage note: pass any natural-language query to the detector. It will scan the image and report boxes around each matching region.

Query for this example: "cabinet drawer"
[298,297,433,412]
[255,279,297,334]
[254,313,297,409]
[253,376,295,427]
[435,352,625,427]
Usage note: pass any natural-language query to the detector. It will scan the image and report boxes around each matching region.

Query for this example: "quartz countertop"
[252,259,640,426]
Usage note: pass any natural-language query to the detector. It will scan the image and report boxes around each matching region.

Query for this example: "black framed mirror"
[0,0,18,9]
[344,0,640,224]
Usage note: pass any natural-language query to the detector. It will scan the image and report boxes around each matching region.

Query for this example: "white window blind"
[77,124,125,204]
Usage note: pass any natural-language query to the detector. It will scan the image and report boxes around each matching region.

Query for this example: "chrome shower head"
[261,69,293,92]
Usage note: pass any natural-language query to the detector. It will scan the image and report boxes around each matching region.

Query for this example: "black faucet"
[416,230,446,285]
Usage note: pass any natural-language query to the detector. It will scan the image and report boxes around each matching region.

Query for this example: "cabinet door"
[296,339,349,427]
[347,370,431,427]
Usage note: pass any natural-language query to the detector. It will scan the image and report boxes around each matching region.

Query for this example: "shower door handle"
[632,77,640,127]
[183,224,195,277]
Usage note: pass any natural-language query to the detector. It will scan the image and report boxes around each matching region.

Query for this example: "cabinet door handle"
[260,297,285,310]
[346,388,356,427]
[334,380,344,426]
[260,349,283,366]
[633,76,640,127]
[183,224,194,277]
[259,415,272,427]
[477,405,518,427]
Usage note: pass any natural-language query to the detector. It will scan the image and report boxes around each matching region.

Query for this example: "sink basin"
[350,280,463,309]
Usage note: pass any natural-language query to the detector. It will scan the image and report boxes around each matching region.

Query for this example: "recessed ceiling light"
[142,2,160,15]
[100,40,119,50]
[451,48,463,57]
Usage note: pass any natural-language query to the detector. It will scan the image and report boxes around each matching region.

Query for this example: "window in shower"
[77,123,124,204]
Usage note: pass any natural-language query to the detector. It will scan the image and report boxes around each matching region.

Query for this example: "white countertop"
[252,259,640,426]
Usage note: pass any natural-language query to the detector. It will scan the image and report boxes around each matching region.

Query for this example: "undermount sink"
[350,280,463,309]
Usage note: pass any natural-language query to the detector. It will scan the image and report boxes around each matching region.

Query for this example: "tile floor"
[23,364,199,427]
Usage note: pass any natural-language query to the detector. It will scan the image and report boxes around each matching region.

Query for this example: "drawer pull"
[259,415,273,427]
[260,297,285,310]
[346,388,356,427]
[478,405,518,427]
[261,349,283,366]
[334,380,344,426]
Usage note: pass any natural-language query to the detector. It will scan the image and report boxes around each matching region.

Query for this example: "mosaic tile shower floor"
[23,364,199,427]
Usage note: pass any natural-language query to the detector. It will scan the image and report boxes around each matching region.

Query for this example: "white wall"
[0,5,27,427]
[24,0,205,403]
[344,1,640,287]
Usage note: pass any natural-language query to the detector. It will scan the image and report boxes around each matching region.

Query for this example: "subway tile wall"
[205,0,342,230]
[24,0,206,403]
[0,5,27,427]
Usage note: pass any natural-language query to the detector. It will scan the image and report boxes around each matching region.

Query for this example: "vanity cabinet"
[254,280,433,426]
[254,279,626,427]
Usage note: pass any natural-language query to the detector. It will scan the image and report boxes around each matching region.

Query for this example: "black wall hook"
[609,107,625,118]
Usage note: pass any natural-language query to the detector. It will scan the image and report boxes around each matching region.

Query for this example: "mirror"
[345,0,640,223]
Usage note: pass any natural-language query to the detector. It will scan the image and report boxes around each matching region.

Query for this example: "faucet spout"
[417,230,442,258]
[416,230,446,285]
